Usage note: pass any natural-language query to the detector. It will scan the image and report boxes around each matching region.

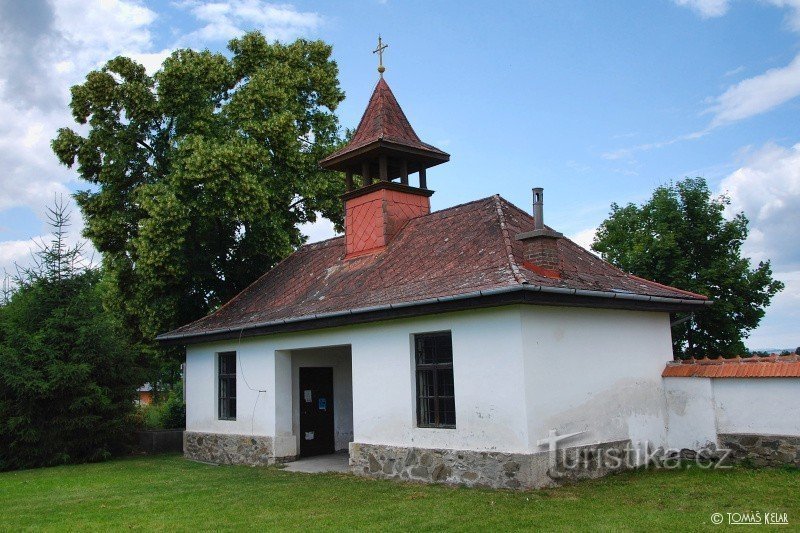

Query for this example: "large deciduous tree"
[52,33,346,382]
[592,178,783,358]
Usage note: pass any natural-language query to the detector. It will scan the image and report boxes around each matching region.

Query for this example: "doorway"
[299,367,335,457]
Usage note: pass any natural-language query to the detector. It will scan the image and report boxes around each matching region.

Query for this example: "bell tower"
[320,37,450,258]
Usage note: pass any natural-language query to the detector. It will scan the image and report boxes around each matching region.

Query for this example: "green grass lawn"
[0,454,797,531]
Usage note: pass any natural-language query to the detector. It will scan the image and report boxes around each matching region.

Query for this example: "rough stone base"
[719,433,800,468]
[349,440,632,490]
[184,431,273,465]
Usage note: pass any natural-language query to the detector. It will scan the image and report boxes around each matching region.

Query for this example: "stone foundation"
[349,440,632,490]
[719,433,800,468]
[184,431,273,465]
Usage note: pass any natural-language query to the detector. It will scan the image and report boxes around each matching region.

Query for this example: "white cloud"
[0,238,41,276]
[605,49,800,159]
[745,271,800,349]
[674,0,800,25]
[719,142,800,271]
[767,0,800,31]
[568,227,598,252]
[707,53,800,127]
[128,50,174,75]
[724,65,746,77]
[0,0,328,284]
[0,0,164,275]
[604,0,800,161]
[601,129,710,161]
[176,0,323,45]
[673,0,731,18]
[715,141,800,349]
[300,216,337,243]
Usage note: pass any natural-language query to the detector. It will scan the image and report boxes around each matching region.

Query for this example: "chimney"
[533,187,544,230]
[515,187,563,274]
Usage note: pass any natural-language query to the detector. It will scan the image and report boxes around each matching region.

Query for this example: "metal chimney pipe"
[533,187,544,230]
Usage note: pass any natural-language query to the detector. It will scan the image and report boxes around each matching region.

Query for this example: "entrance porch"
[273,345,354,462]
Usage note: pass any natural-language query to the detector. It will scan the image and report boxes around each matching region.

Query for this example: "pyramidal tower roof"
[319,78,449,173]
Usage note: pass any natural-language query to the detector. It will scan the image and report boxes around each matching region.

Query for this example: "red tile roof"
[662,355,800,378]
[320,78,448,164]
[158,196,709,344]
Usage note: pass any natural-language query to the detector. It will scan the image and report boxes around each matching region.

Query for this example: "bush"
[135,384,185,430]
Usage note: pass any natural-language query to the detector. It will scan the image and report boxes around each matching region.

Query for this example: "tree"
[592,178,783,358]
[0,200,140,471]
[51,33,346,384]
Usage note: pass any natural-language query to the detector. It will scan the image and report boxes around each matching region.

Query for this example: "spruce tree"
[0,199,141,471]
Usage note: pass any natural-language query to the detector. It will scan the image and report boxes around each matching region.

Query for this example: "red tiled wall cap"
[662,354,800,378]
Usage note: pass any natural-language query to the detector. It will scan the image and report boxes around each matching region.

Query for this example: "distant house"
[136,384,153,406]
[158,72,800,488]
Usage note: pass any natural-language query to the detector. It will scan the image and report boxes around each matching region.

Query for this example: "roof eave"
[156,285,711,346]
[319,139,450,171]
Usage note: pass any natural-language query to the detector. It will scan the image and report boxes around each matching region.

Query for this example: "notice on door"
[304,390,312,403]
[318,397,327,410]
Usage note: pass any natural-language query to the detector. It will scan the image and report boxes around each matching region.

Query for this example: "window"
[218,351,236,420]
[414,332,455,428]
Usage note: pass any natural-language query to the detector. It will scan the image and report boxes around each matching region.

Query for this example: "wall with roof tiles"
[343,187,430,257]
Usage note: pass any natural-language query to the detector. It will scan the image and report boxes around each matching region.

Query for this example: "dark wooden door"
[299,367,335,457]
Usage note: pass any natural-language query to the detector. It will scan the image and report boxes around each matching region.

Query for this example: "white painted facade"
[185,304,682,458]
[520,306,673,450]
[664,377,800,450]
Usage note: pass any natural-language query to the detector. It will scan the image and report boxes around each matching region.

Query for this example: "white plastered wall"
[186,304,681,456]
[713,379,800,435]
[663,377,718,449]
[663,376,800,448]
[520,306,674,452]
[185,306,530,455]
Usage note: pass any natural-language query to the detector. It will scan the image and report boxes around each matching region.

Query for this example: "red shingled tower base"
[344,183,430,258]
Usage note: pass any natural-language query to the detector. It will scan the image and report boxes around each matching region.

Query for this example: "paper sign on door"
[318,398,327,410]
[305,431,314,440]
[304,390,312,403]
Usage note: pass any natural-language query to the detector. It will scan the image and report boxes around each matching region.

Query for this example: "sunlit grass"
[0,454,797,531]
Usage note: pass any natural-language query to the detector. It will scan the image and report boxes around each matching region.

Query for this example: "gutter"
[156,284,711,343]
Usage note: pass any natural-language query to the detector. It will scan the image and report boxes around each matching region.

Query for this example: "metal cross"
[373,35,388,77]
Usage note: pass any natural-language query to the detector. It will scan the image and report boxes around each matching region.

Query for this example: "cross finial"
[373,35,388,78]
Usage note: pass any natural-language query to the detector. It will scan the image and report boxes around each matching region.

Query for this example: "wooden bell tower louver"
[320,39,450,258]
[319,77,450,190]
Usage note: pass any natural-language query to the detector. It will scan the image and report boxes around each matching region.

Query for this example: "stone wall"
[719,433,800,468]
[349,440,632,490]
[184,431,273,465]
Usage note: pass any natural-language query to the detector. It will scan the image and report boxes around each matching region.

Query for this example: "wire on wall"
[235,327,268,435]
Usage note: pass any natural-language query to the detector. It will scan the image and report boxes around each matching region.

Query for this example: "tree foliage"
[52,33,346,382]
[0,202,140,471]
[592,178,783,358]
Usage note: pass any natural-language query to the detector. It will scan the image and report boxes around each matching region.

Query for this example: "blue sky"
[0,0,798,349]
